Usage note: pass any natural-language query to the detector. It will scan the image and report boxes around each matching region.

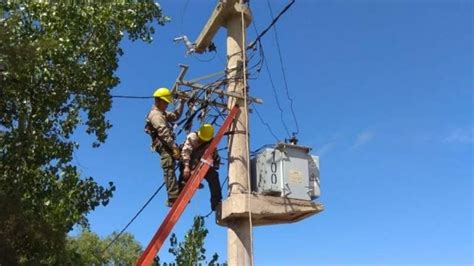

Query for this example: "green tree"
[104,232,143,265]
[65,216,225,266]
[0,2,168,264]
[66,230,106,265]
[66,230,142,265]
[159,216,226,266]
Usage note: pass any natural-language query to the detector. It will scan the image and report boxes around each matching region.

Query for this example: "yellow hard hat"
[153,87,172,103]
[198,124,214,142]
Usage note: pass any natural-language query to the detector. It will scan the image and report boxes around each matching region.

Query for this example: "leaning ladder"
[136,105,240,266]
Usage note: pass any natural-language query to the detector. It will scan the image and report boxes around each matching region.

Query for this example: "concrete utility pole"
[194,1,253,265]
[224,7,253,266]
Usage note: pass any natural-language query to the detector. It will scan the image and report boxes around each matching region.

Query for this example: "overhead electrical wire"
[251,19,292,138]
[111,95,153,99]
[252,104,280,142]
[209,105,227,124]
[247,0,295,50]
[180,0,191,35]
[266,0,300,136]
[261,49,291,138]
[193,50,218,62]
[102,182,166,254]
[246,41,265,79]
[247,0,300,139]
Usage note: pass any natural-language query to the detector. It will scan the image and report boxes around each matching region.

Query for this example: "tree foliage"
[158,216,226,266]
[104,232,143,265]
[66,230,142,265]
[65,216,225,266]
[0,1,168,264]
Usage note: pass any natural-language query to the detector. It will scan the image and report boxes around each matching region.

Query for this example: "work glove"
[183,165,191,181]
[172,145,181,160]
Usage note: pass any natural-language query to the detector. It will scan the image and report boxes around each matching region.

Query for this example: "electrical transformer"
[250,143,320,201]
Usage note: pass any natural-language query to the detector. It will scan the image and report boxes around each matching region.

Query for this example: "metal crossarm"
[136,105,240,266]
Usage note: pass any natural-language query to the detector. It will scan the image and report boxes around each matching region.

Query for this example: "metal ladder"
[136,105,239,266]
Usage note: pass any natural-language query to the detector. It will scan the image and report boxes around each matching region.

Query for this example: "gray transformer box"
[250,143,320,201]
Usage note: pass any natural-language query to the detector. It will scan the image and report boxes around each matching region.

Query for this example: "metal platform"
[216,194,324,226]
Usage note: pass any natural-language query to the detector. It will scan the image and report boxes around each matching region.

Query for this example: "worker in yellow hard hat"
[179,124,222,211]
[145,87,186,207]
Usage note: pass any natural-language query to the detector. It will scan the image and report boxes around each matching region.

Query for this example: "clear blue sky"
[73,0,472,265]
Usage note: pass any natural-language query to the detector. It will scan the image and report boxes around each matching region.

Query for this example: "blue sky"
[74,0,472,265]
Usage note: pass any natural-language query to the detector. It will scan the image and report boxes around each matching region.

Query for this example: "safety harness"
[144,119,180,159]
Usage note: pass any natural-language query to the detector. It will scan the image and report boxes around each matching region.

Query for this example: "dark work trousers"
[179,163,222,211]
[158,149,180,202]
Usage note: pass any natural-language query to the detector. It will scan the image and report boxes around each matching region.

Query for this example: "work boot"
[166,198,177,208]
[210,198,222,211]
[168,194,193,207]
[180,180,204,190]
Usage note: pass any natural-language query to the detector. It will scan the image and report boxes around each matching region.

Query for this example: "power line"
[111,73,227,101]
[102,182,166,254]
[252,104,280,142]
[193,50,218,62]
[247,0,295,50]
[250,12,291,139]
[209,105,227,124]
[246,41,265,79]
[261,55,291,138]
[111,95,153,99]
[180,0,191,35]
[266,0,300,136]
